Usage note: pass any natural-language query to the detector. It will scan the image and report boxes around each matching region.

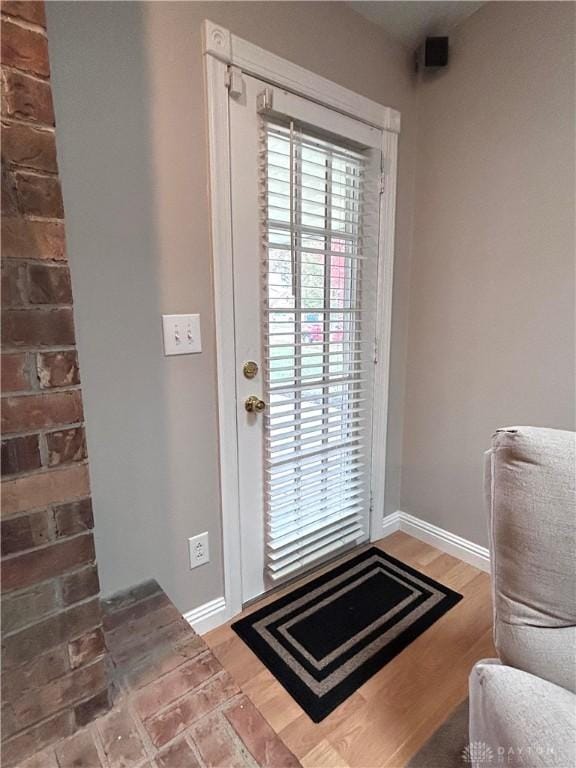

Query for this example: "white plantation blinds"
[261,118,378,582]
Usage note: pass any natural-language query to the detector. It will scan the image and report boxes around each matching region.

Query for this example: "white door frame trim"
[203,20,401,133]
[203,19,400,626]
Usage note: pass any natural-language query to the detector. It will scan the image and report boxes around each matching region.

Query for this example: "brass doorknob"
[245,395,266,413]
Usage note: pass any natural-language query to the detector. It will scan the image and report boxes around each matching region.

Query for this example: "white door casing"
[203,20,399,625]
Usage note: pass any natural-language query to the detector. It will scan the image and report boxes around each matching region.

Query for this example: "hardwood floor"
[204,532,495,768]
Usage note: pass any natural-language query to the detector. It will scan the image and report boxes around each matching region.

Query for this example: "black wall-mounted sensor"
[415,36,449,72]
[425,37,449,67]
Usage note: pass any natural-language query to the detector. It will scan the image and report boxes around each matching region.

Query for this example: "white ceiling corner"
[349,1,485,49]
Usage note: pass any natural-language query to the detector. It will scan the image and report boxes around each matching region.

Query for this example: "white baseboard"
[183,596,227,635]
[381,510,401,538]
[186,513,489,635]
[381,510,490,573]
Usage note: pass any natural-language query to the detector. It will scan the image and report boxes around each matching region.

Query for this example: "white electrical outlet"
[188,532,209,569]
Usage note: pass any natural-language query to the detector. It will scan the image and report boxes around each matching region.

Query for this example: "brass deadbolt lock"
[245,395,266,413]
[243,361,259,379]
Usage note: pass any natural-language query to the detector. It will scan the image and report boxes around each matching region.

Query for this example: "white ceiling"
[349,1,484,48]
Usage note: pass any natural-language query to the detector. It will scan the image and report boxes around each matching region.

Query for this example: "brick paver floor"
[19,581,300,768]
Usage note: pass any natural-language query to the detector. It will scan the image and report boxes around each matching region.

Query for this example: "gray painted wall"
[401,1,576,545]
[46,2,418,613]
[47,0,574,614]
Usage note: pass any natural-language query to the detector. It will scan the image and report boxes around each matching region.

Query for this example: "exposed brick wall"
[1,2,111,764]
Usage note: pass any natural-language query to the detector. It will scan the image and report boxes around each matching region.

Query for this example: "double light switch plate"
[162,314,202,356]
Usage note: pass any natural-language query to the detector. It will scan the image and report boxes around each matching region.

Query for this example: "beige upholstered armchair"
[469,427,576,767]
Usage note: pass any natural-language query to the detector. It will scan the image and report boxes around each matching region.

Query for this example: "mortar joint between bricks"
[1,596,103,641]
[37,429,50,468]
[2,600,102,640]
[0,527,95,565]
[0,113,55,132]
[31,345,78,355]
[1,117,56,135]
[2,305,74,314]
[1,352,78,367]
[26,350,42,391]
[124,696,163,764]
[42,422,85,436]
[0,556,95,599]
[4,160,58,181]
[54,569,65,609]
[0,13,47,37]
[2,386,83,400]
[0,350,33,390]
[20,215,65,225]
[183,732,207,768]
[13,167,60,181]
[88,715,111,768]
[27,262,71,270]
[1,64,50,85]
[1,426,85,447]
[1,419,85,440]
[1,258,68,269]
[138,669,240,739]
[0,494,92,522]
[151,691,247,763]
[13,260,32,308]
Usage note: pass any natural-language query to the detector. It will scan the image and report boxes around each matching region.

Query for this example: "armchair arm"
[485,426,576,692]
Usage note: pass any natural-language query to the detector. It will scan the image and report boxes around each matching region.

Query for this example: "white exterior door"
[229,73,383,603]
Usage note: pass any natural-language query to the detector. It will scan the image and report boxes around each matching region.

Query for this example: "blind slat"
[269,377,367,395]
[268,408,367,432]
[267,463,364,496]
[269,480,365,523]
[268,436,363,470]
[268,529,364,581]
[268,507,364,553]
[268,519,364,568]
[268,471,365,511]
[265,179,366,203]
[266,451,364,488]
